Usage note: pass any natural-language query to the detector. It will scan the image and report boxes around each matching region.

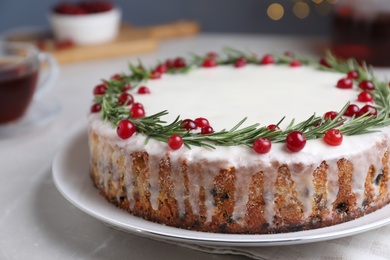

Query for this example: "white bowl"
[48,7,121,45]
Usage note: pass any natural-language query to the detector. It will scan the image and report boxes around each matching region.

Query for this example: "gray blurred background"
[0,0,333,36]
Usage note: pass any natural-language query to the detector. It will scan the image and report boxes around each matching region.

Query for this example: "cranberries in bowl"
[49,1,121,45]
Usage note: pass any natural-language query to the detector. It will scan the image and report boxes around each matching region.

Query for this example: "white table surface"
[1,34,390,260]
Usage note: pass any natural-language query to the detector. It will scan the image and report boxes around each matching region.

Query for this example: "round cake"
[88,50,390,234]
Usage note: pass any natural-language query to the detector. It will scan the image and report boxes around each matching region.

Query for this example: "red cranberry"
[117,120,136,139]
[357,105,377,118]
[202,58,218,68]
[357,91,373,102]
[319,58,331,68]
[286,131,306,152]
[155,64,167,74]
[54,3,87,15]
[337,77,353,89]
[138,86,150,94]
[267,124,280,132]
[132,102,144,109]
[234,57,247,68]
[173,57,186,69]
[344,104,360,117]
[130,106,145,118]
[324,111,338,120]
[93,83,107,95]
[358,80,375,91]
[90,103,101,113]
[260,54,274,65]
[347,70,359,79]
[253,138,272,154]
[118,93,134,106]
[201,126,214,135]
[149,70,161,80]
[290,60,302,67]
[110,73,122,80]
[79,1,113,14]
[324,129,343,146]
[180,119,197,130]
[168,134,183,150]
[194,117,210,128]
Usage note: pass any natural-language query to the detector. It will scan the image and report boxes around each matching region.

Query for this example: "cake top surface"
[89,49,390,155]
[135,65,361,130]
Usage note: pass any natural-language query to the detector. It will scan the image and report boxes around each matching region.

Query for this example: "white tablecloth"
[1,34,390,260]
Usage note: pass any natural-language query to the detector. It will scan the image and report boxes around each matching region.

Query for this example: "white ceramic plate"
[52,127,390,247]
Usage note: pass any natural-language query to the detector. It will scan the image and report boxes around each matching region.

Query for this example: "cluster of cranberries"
[181,118,214,134]
[337,70,377,103]
[91,74,149,121]
[253,125,308,154]
[167,117,214,150]
[335,70,378,117]
[142,57,188,81]
[199,51,302,69]
[54,1,113,15]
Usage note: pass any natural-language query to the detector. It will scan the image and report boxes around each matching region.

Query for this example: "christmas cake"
[88,49,390,234]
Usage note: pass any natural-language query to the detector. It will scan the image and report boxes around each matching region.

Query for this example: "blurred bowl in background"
[48,7,121,45]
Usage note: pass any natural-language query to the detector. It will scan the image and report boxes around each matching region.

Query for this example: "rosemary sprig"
[94,49,390,149]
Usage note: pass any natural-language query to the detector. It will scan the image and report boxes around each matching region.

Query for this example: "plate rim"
[52,126,390,247]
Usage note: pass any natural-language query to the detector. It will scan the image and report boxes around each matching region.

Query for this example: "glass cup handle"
[34,52,60,100]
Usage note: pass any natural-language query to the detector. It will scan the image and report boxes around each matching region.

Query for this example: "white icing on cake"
[135,65,363,129]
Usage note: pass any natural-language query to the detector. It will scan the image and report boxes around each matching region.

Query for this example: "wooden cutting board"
[7,20,200,64]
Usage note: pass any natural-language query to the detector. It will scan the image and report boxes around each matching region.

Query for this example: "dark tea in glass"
[331,0,390,67]
[0,59,39,123]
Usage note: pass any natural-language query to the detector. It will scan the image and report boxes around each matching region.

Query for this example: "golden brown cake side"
[88,127,390,234]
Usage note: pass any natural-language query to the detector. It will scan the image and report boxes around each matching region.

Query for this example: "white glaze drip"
[123,155,135,209]
[326,159,340,214]
[102,141,112,193]
[289,164,315,219]
[186,163,201,216]
[262,166,278,226]
[148,156,160,211]
[111,150,121,183]
[200,162,220,223]
[170,159,186,216]
[96,135,105,187]
[232,168,255,223]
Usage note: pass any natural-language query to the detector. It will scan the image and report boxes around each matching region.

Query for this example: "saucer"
[0,98,60,138]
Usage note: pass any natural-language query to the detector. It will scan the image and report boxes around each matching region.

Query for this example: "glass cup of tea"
[0,42,59,124]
